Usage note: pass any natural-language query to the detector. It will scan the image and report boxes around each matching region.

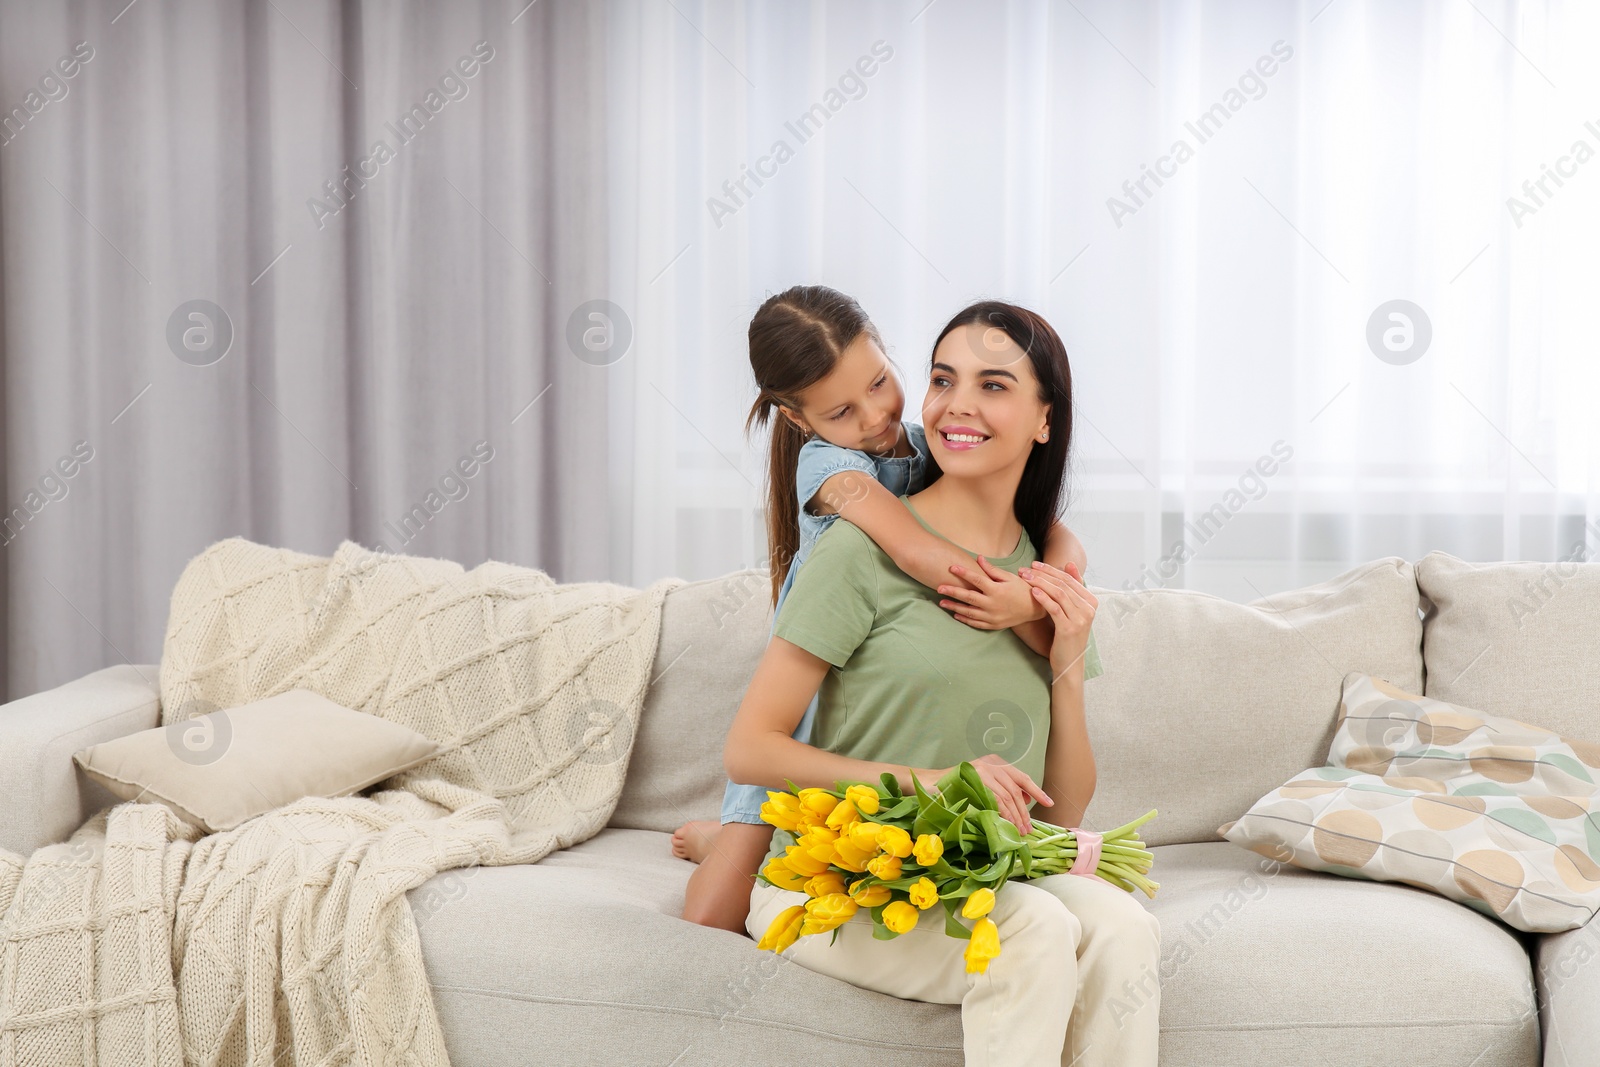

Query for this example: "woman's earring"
[1039,429,1049,442]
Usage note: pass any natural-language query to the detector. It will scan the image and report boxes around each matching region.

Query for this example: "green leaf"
[977,810,1025,854]
[881,797,918,820]
[942,897,973,939]
[913,802,954,838]
[968,854,1014,884]
[882,873,933,891]
[960,762,1000,809]
[880,771,904,798]
[941,809,966,848]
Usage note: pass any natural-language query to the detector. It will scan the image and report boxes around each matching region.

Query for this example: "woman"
[724,301,1161,1067]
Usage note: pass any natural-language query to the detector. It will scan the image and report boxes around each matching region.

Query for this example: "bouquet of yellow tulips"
[756,762,1158,974]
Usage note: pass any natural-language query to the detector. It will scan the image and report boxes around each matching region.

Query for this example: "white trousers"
[747,873,1162,1067]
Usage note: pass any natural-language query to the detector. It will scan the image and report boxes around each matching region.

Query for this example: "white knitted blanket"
[0,537,681,1066]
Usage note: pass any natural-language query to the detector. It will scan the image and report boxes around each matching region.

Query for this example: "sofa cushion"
[1082,558,1424,847]
[1416,550,1600,743]
[608,569,772,834]
[1148,841,1538,1064]
[408,828,964,1066]
[407,829,1539,1066]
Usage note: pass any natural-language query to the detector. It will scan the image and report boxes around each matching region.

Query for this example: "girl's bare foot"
[671,819,721,863]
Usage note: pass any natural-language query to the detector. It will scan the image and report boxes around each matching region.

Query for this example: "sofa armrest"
[0,663,162,856]
[1537,916,1600,1067]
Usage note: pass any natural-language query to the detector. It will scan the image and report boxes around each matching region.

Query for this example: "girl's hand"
[935,557,1043,630]
[1023,561,1098,682]
[936,753,1053,834]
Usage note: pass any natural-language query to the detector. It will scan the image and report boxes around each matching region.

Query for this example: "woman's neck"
[906,475,1026,559]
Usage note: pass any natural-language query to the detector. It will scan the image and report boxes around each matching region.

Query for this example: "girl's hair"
[746,285,886,609]
[927,301,1074,559]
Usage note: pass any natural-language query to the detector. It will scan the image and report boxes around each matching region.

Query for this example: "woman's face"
[923,322,1050,477]
[785,332,906,456]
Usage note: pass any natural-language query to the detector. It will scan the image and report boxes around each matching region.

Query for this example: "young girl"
[672,285,1102,934]
[728,300,1159,1067]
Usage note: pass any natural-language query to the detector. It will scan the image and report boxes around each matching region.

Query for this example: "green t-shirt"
[759,494,1103,868]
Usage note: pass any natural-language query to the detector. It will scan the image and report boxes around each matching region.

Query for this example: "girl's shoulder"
[794,437,880,509]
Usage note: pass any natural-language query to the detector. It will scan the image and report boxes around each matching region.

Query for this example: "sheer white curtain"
[606,0,1600,601]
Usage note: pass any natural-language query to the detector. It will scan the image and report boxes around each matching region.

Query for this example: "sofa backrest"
[611,557,1429,848]
[607,568,771,833]
[1416,549,1600,743]
[1079,557,1423,846]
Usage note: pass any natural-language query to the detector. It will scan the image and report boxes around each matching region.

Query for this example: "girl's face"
[923,322,1050,477]
[783,332,906,455]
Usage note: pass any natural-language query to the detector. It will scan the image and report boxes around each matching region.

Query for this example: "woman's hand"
[936,753,1053,835]
[1022,560,1098,682]
[935,556,1043,630]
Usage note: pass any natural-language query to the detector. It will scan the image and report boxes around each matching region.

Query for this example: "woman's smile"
[936,424,990,451]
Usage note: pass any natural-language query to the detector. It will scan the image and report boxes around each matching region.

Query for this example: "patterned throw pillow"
[1219,672,1600,932]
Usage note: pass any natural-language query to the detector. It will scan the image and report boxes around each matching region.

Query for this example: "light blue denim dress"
[720,422,932,824]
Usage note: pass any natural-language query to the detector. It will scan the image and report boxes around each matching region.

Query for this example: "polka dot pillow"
[1219,671,1600,933]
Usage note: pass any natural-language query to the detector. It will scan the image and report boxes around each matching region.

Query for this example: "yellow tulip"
[877,825,914,859]
[844,784,881,815]
[866,854,902,881]
[797,826,840,866]
[829,844,870,873]
[847,821,883,852]
[798,788,839,818]
[799,892,858,935]
[912,833,944,866]
[848,879,892,907]
[824,799,862,832]
[961,887,996,919]
[783,844,830,877]
[761,857,809,892]
[964,917,1001,973]
[796,809,825,833]
[882,899,919,934]
[760,792,803,832]
[804,871,848,899]
[757,905,806,952]
[908,876,939,910]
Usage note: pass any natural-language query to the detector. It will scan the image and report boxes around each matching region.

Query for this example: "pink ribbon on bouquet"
[1067,828,1103,878]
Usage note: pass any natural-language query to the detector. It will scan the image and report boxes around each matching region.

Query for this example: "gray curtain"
[0,0,619,701]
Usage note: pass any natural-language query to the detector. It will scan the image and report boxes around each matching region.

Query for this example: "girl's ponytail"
[744,286,882,610]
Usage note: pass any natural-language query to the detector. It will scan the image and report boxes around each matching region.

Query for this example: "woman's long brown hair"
[746,286,884,609]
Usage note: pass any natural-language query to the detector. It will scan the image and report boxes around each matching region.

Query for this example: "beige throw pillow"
[1220,672,1600,932]
[73,688,441,833]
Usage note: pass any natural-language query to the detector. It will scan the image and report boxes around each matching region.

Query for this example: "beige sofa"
[4,551,1596,1066]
